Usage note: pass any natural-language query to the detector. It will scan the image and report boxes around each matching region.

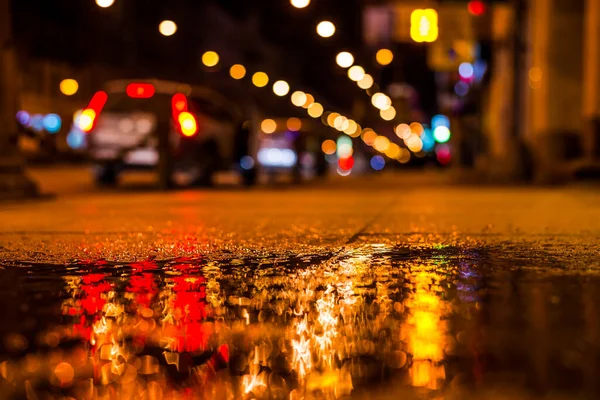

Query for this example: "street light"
[316,21,335,38]
[336,52,354,68]
[376,49,394,66]
[290,0,310,9]
[230,64,246,80]
[273,80,290,96]
[252,72,269,88]
[291,91,307,107]
[60,79,79,96]
[348,66,365,82]
[95,0,115,8]
[159,20,177,37]
[357,74,374,90]
[201,51,219,67]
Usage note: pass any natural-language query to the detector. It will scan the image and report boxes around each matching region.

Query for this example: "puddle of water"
[0,245,599,399]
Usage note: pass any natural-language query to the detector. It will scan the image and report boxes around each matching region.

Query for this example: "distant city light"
[373,136,390,152]
[261,119,277,134]
[230,64,246,79]
[467,0,486,16]
[385,143,401,159]
[287,117,302,131]
[201,51,219,67]
[405,134,424,152]
[307,102,324,118]
[431,114,450,129]
[240,156,255,170]
[60,79,79,96]
[290,0,310,9]
[252,72,269,88]
[458,62,474,79]
[336,52,354,68]
[273,80,290,96]
[395,123,411,139]
[302,93,315,108]
[348,65,365,82]
[361,129,377,146]
[316,21,336,38]
[336,136,353,159]
[159,20,177,36]
[338,156,354,171]
[16,111,30,127]
[78,109,96,132]
[291,91,307,107]
[454,81,469,97]
[321,139,337,155]
[436,144,452,164]
[410,9,438,43]
[344,119,358,135]
[95,0,115,8]
[371,93,391,110]
[376,49,394,66]
[43,114,62,133]
[380,106,396,121]
[421,129,436,151]
[357,74,374,89]
[370,155,385,171]
[30,114,44,132]
[433,126,451,143]
[398,148,411,163]
[410,122,424,136]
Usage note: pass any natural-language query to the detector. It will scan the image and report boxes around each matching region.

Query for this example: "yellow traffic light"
[410,9,438,43]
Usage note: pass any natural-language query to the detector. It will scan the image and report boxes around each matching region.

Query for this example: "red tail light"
[79,91,108,132]
[171,93,198,137]
[126,83,155,99]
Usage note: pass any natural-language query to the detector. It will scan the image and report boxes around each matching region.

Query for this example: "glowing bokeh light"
[291,0,310,8]
[302,93,315,109]
[291,91,307,107]
[16,111,30,126]
[344,120,358,135]
[261,119,277,134]
[252,72,269,88]
[336,52,354,68]
[406,134,424,152]
[468,0,486,16]
[338,156,354,171]
[273,80,290,96]
[385,143,401,159]
[373,136,391,152]
[230,64,246,80]
[202,51,219,67]
[240,156,255,170]
[362,129,377,145]
[316,21,336,38]
[307,102,324,118]
[372,93,391,110]
[348,66,365,82]
[454,81,469,97]
[395,123,411,139]
[410,9,438,43]
[376,49,394,66]
[178,112,197,137]
[398,148,411,163]
[95,0,115,8]
[78,109,96,132]
[60,79,79,96]
[431,114,450,129]
[357,74,374,90]
[410,122,424,136]
[370,155,385,170]
[321,139,337,155]
[287,117,302,131]
[433,126,451,143]
[458,62,474,79]
[380,106,396,121]
[436,144,452,164]
[158,20,177,36]
[43,114,62,133]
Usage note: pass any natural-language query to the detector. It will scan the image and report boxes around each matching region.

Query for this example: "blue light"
[431,114,450,129]
[43,114,62,133]
[67,129,86,149]
[240,155,255,170]
[370,155,385,171]
[458,62,474,79]
[30,114,44,132]
[16,111,31,126]
[454,81,469,97]
[421,129,435,152]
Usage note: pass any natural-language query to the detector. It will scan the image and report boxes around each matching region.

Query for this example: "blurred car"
[79,79,256,187]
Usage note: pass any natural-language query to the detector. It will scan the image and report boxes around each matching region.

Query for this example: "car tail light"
[178,112,197,137]
[79,91,108,133]
[126,83,155,99]
[171,93,198,137]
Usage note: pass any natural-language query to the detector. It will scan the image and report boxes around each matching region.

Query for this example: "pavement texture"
[1,166,600,399]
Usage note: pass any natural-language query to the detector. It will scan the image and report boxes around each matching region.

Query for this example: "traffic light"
[410,9,439,43]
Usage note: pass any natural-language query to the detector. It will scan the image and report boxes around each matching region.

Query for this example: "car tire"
[94,165,119,187]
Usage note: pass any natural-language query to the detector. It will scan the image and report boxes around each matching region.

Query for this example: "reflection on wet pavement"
[0,244,599,399]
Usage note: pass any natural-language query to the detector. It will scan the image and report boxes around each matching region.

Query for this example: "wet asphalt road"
[1,168,600,399]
